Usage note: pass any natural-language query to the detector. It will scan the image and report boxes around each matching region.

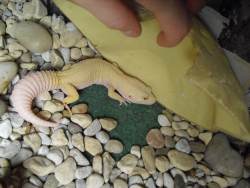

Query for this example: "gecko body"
[11,58,156,127]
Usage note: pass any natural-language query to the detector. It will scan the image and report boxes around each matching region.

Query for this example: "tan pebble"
[141,146,156,174]
[37,111,51,120]
[192,153,204,162]
[85,136,103,156]
[62,110,71,118]
[51,15,66,34]
[10,51,22,59]
[187,126,199,137]
[174,130,190,139]
[103,152,115,183]
[99,118,117,131]
[93,155,102,174]
[23,133,41,152]
[211,176,228,188]
[71,103,88,114]
[160,127,174,137]
[198,132,213,145]
[130,145,141,158]
[72,133,85,152]
[75,38,88,48]
[172,121,189,130]
[51,129,68,146]
[146,129,165,149]
[51,112,62,123]
[0,55,13,62]
[113,178,128,188]
[131,167,150,179]
[130,184,144,188]
[81,47,95,57]
[50,50,64,69]
[155,156,170,173]
[167,150,196,171]
[52,33,60,49]
[40,16,52,28]
[43,100,64,113]
[20,53,32,63]
[165,136,175,148]
[60,29,82,48]
[86,173,104,188]
[70,48,82,60]
[117,154,138,174]
[104,140,123,154]
[0,20,6,35]
[197,164,211,175]
[71,114,92,128]
[173,115,182,121]
[158,114,171,126]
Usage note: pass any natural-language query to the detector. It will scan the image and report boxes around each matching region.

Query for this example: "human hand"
[71,0,205,47]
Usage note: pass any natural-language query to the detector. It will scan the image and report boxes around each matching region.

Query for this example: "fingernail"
[124,29,138,37]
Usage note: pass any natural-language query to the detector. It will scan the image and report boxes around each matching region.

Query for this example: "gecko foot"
[63,102,72,117]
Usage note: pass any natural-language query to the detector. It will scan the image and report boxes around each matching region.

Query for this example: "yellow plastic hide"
[54,0,250,142]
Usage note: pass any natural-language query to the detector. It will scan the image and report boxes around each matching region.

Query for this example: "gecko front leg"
[61,83,80,116]
[107,86,127,105]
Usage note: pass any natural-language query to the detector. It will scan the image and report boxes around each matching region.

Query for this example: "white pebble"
[46,149,64,165]
[175,139,191,154]
[38,146,49,156]
[96,131,110,144]
[84,119,102,136]
[70,148,89,166]
[0,119,12,138]
[158,114,171,126]
[75,166,92,179]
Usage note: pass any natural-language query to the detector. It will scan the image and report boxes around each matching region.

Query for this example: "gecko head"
[119,77,156,105]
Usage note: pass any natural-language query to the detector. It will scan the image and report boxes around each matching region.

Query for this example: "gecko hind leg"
[61,84,80,116]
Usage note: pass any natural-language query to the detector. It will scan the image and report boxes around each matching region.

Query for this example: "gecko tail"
[10,71,60,127]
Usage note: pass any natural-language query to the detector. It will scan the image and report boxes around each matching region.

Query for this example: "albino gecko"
[10,58,156,127]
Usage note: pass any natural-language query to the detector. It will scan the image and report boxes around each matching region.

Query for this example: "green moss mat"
[71,85,165,159]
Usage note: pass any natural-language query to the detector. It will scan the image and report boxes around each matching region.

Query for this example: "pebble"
[205,134,243,177]
[68,123,82,134]
[37,111,51,120]
[172,121,189,130]
[174,174,186,188]
[131,167,150,179]
[54,157,76,185]
[0,20,6,35]
[70,148,89,166]
[29,175,43,187]
[145,177,156,188]
[71,48,82,60]
[50,50,64,69]
[75,37,88,48]
[22,183,39,188]
[189,141,206,153]
[86,174,104,188]
[165,136,176,148]
[212,176,229,188]
[0,140,21,159]
[38,132,51,145]
[51,129,68,146]
[199,132,213,145]
[155,156,170,173]
[0,61,18,93]
[130,145,141,158]
[72,133,85,152]
[160,127,175,137]
[156,173,164,187]
[84,119,102,136]
[99,118,117,131]
[117,154,138,174]
[85,136,103,156]
[52,32,60,49]
[104,140,123,154]
[163,173,174,188]
[23,133,41,152]
[72,103,88,114]
[7,21,52,53]
[158,114,171,126]
[103,152,115,182]
[174,130,190,139]
[96,131,110,144]
[167,150,196,171]
[187,126,200,137]
[141,146,156,174]
[81,47,95,57]
[71,114,92,128]
[129,175,143,185]
[207,182,220,188]
[175,138,191,153]
[23,156,55,176]
[146,129,165,149]
[0,119,12,138]
[9,112,25,128]
[41,51,50,62]
[11,148,33,166]
[76,179,86,188]
[233,179,250,188]
[110,168,121,182]
[59,47,70,64]
[0,100,7,117]
[43,100,64,113]
[93,155,102,174]
[192,153,204,162]
[46,149,64,165]
[113,178,128,188]
[170,168,187,183]
[60,28,82,48]
[130,185,144,188]
[38,145,49,156]
[75,166,92,179]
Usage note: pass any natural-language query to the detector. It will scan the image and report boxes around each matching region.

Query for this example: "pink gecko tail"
[10,71,61,127]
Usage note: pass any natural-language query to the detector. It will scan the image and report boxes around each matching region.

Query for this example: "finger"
[186,0,206,13]
[136,0,191,47]
[71,0,141,37]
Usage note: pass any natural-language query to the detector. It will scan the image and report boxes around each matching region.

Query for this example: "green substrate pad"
[71,85,165,160]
